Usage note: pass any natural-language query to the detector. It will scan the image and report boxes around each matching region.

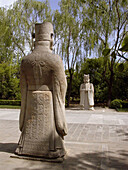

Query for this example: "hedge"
[121,100,128,108]
[110,99,128,109]
[0,100,21,106]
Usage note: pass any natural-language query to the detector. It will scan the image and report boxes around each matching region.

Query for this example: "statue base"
[10,154,64,163]
[88,107,95,111]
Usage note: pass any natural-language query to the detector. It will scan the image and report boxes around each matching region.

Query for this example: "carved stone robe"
[15,46,67,158]
[80,83,94,110]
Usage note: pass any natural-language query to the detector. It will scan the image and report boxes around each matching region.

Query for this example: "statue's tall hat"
[35,22,53,41]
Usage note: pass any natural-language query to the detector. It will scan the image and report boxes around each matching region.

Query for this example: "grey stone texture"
[80,74,94,110]
[0,107,128,169]
[16,22,67,159]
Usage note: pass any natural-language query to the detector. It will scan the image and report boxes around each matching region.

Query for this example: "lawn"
[117,108,128,112]
[0,105,21,109]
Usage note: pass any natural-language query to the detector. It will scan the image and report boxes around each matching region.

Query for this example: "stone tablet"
[15,22,67,160]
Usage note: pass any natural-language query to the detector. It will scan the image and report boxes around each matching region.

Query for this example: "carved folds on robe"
[15,22,67,159]
[80,74,94,110]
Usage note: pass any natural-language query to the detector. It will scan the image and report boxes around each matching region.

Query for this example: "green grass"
[117,108,128,112]
[0,105,21,109]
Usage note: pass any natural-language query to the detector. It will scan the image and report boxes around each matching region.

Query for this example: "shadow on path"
[116,129,128,141]
[0,143,17,154]
[13,150,128,170]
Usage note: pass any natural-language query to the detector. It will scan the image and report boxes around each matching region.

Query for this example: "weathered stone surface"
[1,108,128,169]
[80,74,94,110]
[15,22,67,160]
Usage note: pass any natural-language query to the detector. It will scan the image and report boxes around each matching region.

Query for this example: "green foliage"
[110,99,128,109]
[122,35,128,47]
[71,58,128,105]
[102,49,111,56]
[118,63,124,72]
[0,0,52,100]
[7,0,52,56]
[53,0,83,106]
[0,62,20,100]
[112,61,128,101]
[111,51,116,59]
[0,105,21,109]
[110,99,122,109]
[0,0,128,105]
[117,108,128,112]
[120,35,128,52]
[0,100,21,106]
[73,57,109,103]
[119,43,128,52]
[120,101,128,108]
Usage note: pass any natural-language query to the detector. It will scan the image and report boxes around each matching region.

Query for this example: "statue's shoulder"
[51,53,62,60]
[81,83,84,86]
[49,53,63,65]
[21,53,33,61]
[80,83,85,89]
[21,53,35,69]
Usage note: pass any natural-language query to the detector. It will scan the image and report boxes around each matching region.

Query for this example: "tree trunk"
[107,85,112,106]
[67,70,73,107]
[107,65,114,106]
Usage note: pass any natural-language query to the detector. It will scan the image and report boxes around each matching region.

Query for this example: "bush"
[0,100,21,106]
[120,100,128,108]
[65,98,67,107]
[110,99,122,109]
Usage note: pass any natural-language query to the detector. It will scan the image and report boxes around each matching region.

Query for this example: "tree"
[8,0,52,57]
[112,61,128,100]
[0,0,52,100]
[79,57,109,104]
[81,0,128,105]
[0,7,13,63]
[0,7,19,99]
[53,0,84,107]
[71,58,128,105]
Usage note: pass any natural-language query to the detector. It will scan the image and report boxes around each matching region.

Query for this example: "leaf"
[118,63,124,72]
[122,35,128,47]
[111,51,116,59]
[81,0,86,3]
[119,42,128,52]
[102,49,111,56]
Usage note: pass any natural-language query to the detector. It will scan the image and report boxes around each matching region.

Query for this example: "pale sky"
[0,0,60,11]
[0,0,17,7]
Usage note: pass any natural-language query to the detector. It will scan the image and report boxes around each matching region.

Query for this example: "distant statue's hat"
[35,22,53,41]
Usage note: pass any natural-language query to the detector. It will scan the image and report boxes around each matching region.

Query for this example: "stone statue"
[15,22,67,161]
[80,74,94,110]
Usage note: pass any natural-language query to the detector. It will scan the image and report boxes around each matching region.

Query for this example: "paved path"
[0,108,128,170]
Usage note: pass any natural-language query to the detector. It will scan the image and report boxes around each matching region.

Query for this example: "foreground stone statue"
[80,74,94,110]
[15,22,67,161]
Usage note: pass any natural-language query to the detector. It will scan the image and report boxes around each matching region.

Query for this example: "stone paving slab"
[0,108,128,170]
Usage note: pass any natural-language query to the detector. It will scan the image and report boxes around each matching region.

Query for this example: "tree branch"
[12,37,26,56]
[117,51,128,61]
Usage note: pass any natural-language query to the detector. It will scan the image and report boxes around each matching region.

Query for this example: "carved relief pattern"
[23,92,51,153]
[23,56,46,77]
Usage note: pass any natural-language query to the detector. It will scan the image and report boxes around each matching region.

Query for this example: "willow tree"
[81,0,128,105]
[0,0,52,99]
[8,0,52,57]
[53,0,84,107]
[0,7,21,99]
[0,8,13,63]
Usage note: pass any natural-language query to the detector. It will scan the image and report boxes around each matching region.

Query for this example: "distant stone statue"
[80,74,94,110]
[15,22,67,161]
